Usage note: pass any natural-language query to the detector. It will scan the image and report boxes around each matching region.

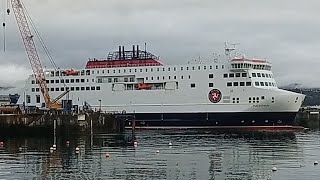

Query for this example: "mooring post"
[90,116,93,135]
[54,118,57,146]
[132,118,136,141]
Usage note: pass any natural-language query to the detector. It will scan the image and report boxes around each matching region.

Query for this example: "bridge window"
[209,74,214,78]
[227,82,232,87]
[76,87,80,91]
[240,82,245,86]
[96,86,101,90]
[252,73,256,77]
[236,73,240,77]
[50,88,54,91]
[32,88,35,92]
[242,73,247,77]
[257,73,261,77]
[262,73,265,78]
[260,82,264,86]
[246,82,252,86]
[209,83,213,87]
[223,74,228,78]
[71,87,74,91]
[191,83,195,88]
[233,82,238,86]
[255,82,259,86]
[229,73,234,78]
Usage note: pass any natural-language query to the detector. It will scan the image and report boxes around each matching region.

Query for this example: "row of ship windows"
[31,86,101,92]
[223,73,273,78]
[223,73,247,78]
[252,73,273,78]
[226,81,276,87]
[32,79,95,84]
[231,63,271,70]
[249,96,275,103]
[254,82,276,87]
[98,74,215,83]
[50,65,226,77]
[226,82,252,87]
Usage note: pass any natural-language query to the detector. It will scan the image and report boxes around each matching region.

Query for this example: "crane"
[10,0,69,109]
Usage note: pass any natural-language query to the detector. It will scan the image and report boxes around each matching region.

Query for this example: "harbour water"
[1,127,320,179]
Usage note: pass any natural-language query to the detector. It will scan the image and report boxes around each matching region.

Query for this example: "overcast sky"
[0,0,319,88]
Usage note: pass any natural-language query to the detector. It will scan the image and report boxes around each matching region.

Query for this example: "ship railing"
[86,63,162,69]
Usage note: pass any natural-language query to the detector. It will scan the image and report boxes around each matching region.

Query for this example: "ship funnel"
[122,46,125,60]
[137,45,139,59]
[119,46,122,60]
[132,45,135,58]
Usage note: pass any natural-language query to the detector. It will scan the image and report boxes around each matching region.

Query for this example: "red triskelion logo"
[208,89,222,103]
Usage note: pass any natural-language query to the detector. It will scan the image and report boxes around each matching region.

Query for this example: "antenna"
[224,42,240,58]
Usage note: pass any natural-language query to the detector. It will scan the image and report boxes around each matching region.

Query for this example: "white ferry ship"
[19,44,305,127]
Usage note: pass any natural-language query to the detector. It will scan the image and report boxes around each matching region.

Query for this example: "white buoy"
[156,150,160,153]
[52,144,56,148]
[134,141,138,146]
[169,142,172,146]
[19,147,23,152]
[314,161,318,165]
[272,167,277,171]
[75,147,80,153]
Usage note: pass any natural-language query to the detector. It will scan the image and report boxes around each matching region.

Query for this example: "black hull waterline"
[124,112,298,127]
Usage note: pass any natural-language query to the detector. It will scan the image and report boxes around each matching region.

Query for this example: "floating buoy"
[156,150,160,153]
[314,161,318,165]
[53,144,56,148]
[105,153,110,158]
[66,141,70,144]
[19,147,23,152]
[134,141,138,146]
[169,142,172,146]
[75,147,80,153]
[0,142,4,146]
[272,167,277,171]
[50,147,54,152]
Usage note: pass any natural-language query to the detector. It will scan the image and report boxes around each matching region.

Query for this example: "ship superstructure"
[19,45,305,126]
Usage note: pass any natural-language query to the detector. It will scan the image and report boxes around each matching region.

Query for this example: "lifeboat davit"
[63,69,79,76]
[138,83,152,90]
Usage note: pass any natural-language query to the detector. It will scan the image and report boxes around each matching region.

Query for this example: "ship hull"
[125,112,297,127]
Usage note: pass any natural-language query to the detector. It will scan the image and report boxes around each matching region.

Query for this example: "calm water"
[1,129,320,180]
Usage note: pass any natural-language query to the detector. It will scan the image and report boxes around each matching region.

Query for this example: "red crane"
[10,0,68,108]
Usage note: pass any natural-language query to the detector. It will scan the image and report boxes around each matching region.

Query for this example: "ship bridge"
[230,58,271,72]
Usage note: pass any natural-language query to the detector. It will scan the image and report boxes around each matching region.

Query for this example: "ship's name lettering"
[253,105,270,108]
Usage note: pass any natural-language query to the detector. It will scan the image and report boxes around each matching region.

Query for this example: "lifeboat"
[138,83,152,90]
[63,69,79,76]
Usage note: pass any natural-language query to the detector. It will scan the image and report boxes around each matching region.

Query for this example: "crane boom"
[11,0,51,107]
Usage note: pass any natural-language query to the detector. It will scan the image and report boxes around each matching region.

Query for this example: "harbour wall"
[0,111,125,136]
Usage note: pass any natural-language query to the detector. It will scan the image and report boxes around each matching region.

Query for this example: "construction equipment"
[10,0,69,109]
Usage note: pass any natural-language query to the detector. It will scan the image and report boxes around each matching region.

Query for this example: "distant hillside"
[0,86,15,91]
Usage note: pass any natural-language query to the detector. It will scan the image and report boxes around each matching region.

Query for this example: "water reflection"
[0,129,319,180]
